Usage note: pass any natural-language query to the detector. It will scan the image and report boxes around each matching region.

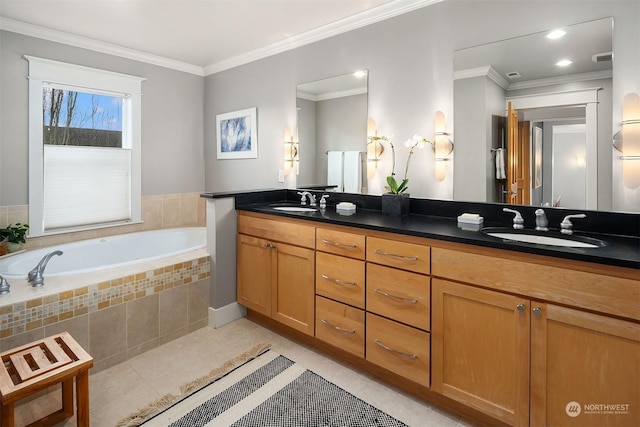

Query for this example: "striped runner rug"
[118,344,408,427]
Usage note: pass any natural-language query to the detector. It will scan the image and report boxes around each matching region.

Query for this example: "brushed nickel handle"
[321,274,356,287]
[516,303,526,312]
[374,249,418,261]
[374,288,417,304]
[321,319,355,334]
[532,307,542,316]
[263,243,275,249]
[321,239,357,249]
[374,339,417,359]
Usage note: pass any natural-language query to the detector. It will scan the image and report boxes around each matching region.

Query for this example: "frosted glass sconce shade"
[434,111,454,181]
[613,93,640,188]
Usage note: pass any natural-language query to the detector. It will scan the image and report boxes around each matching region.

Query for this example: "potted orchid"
[382,134,431,215]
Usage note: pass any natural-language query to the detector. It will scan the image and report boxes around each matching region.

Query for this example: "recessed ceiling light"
[556,59,573,67]
[546,29,566,40]
[353,70,367,78]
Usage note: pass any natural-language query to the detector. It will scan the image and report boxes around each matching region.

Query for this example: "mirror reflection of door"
[507,102,531,204]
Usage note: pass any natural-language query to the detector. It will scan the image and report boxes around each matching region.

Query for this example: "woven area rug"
[117,343,408,427]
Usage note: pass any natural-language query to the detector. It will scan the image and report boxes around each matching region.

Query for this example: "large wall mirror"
[453,17,617,211]
[296,71,368,192]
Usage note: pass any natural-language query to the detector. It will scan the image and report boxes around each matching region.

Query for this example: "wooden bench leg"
[75,371,90,427]
[1,401,14,427]
[62,378,74,417]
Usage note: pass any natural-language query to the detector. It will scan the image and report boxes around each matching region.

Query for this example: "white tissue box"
[336,202,356,213]
[457,213,484,225]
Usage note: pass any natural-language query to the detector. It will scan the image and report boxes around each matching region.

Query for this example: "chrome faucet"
[319,194,330,209]
[0,275,10,295]
[535,209,549,231]
[503,208,524,229]
[297,191,316,206]
[560,214,586,235]
[28,250,63,287]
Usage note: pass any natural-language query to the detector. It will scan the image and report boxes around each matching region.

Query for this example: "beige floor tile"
[11,317,459,427]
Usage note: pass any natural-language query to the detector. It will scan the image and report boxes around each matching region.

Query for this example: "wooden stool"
[0,332,93,427]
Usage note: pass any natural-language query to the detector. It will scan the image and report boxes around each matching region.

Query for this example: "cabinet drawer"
[315,296,365,358]
[316,228,366,260]
[238,213,315,248]
[366,313,430,387]
[366,263,430,331]
[432,247,640,321]
[316,252,365,309]
[366,236,430,274]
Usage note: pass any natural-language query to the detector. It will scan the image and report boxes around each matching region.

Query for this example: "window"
[26,56,145,236]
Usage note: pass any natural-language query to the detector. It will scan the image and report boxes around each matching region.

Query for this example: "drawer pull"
[321,319,356,334]
[374,339,417,359]
[321,274,356,287]
[373,249,417,261]
[321,239,357,249]
[374,288,417,304]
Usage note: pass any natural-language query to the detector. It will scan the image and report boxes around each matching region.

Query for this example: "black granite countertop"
[201,189,640,270]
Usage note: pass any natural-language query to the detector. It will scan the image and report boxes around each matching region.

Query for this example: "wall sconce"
[613,92,640,189]
[367,118,385,167]
[284,127,299,175]
[434,111,454,182]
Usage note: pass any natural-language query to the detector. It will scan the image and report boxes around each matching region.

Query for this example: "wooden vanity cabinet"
[431,246,640,427]
[237,213,315,335]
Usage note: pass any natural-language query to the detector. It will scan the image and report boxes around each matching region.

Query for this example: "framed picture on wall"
[216,107,257,159]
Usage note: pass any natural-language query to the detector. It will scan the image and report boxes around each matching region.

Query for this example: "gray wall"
[314,94,367,186]
[0,31,205,206]
[203,0,639,209]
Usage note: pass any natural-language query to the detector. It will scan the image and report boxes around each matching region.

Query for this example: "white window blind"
[43,146,131,230]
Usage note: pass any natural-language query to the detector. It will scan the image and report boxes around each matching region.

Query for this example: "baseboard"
[208,302,246,328]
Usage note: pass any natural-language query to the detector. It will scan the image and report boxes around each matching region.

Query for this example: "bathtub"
[0,227,210,343]
[0,227,206,279]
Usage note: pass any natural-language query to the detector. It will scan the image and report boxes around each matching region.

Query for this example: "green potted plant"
[0,223,29,253]
[382,134,430,215]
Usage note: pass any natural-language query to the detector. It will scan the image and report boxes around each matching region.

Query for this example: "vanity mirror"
[453,17,617,211]
[296,71,368,192]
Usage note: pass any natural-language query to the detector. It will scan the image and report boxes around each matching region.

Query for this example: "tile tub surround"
[0,253,210,372]
[0,192,206,251]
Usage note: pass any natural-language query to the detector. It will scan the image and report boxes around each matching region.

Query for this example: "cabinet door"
[431,279,530,426]
[272,241,315,335]
[531,303,640,427]
[237,234,273,316]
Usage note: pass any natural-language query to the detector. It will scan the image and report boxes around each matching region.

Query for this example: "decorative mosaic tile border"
[0,256,210,339]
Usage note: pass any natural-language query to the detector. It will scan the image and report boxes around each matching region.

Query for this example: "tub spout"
[0,274,10,294]
[28,250,63,287]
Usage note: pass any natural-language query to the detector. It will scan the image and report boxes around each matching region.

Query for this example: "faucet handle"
[560,214,586,235]
[308,193,317,206]
[503,208,524,229]
[319,195,329,208]
[297,191,308,204]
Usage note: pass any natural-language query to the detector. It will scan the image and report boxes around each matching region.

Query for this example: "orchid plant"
[385,134,431,194]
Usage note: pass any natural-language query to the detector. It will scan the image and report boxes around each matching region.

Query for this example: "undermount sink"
[272,206,318,213]
[482,228,606,248]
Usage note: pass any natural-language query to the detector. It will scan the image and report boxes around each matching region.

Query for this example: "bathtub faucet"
[28,250,63,287]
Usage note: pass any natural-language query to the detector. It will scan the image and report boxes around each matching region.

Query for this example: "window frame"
[26,56,145,237]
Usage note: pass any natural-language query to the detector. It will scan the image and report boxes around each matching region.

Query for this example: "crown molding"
[1,0,442,77]
[203,0,443,75]
[0,16,205,76]
[454,66,509,90]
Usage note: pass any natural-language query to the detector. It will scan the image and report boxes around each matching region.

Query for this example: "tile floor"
[14,317,473,426]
